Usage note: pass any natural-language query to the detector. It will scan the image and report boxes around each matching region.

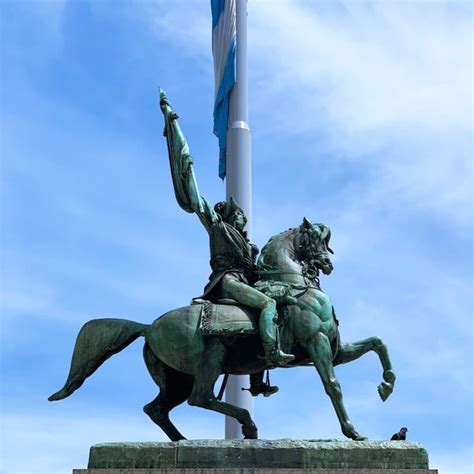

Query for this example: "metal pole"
[225,0,254,439]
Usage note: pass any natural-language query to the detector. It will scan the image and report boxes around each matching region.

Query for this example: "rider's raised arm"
[159,90,218,229]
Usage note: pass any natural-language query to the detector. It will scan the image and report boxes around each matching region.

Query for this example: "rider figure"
[159,91,294,371]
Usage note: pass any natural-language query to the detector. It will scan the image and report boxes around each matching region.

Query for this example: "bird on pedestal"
[391,427,408,440]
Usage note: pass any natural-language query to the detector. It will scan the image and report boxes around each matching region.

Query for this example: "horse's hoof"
[342,423,366,441]
[242,424,258,439]
[378,381,393,401]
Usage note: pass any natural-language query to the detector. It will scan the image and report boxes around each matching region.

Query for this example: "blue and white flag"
[211,0,236,179]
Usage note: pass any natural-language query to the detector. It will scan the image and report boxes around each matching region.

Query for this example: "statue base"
[72,439,437,473]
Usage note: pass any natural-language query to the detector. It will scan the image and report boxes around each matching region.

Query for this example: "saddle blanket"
[198,301,259,336]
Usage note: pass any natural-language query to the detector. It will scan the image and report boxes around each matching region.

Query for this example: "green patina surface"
[88,440,429,470]
[49,92,398,442]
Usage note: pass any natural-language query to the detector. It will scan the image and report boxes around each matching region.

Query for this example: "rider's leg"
[220,274,294,366]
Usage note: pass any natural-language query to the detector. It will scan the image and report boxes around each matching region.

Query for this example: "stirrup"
[242,370,279,398]
[261,369,278,397]
[242,383,279,397]
[267,350,295,367]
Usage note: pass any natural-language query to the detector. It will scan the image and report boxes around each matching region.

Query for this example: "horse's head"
[296,217,334,276]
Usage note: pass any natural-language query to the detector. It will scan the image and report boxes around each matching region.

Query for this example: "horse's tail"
[48,318,148,401]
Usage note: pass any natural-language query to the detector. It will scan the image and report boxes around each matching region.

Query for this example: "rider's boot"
[264,344,295,367]
[248,372,279,398]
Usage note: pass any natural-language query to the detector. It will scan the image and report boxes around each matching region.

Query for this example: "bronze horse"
[49,218,395,441]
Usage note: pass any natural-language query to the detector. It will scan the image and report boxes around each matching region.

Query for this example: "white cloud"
[249,1,472,229]
[250,1,472,133]
[141,1,473,228]
[121,0,212,72]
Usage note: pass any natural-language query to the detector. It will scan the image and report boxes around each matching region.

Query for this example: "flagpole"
[225,0,254,439]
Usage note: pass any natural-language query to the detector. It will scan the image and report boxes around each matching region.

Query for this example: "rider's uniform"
[202,208,259,300]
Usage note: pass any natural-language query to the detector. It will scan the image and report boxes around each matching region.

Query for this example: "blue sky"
[1,1,472,473]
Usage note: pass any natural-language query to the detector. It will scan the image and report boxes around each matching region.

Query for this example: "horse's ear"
[302,217,312,229]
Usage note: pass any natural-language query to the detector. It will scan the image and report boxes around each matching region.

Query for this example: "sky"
[1,0,473,473]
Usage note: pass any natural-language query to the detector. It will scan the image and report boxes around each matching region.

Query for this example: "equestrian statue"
[48,91,396,442]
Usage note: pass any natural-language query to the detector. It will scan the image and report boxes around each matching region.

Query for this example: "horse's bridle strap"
[255,269,302,276]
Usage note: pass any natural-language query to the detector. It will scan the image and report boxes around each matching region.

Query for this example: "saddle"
[196,300,259,336]
[195,280,297,337]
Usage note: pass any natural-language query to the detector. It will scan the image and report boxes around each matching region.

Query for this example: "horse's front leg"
[333,337,396,401]
[306,332,367,441]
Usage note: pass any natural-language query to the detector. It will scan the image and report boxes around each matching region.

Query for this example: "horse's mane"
[260,227,296,252]
[258,227,299,272]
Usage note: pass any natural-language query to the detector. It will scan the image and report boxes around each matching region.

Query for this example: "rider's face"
[231,210,247,231]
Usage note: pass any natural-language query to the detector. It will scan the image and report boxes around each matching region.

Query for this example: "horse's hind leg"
[143,342,193,441]
[306,332,366,441]
[333,337,396,401]
[187,339,258,439]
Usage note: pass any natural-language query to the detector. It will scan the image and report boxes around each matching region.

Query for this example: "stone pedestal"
[72,439,437,473]
[75,471,438,474]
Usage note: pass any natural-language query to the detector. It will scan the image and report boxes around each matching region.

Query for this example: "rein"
[255,269,302,277]
[255,268,321,291]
